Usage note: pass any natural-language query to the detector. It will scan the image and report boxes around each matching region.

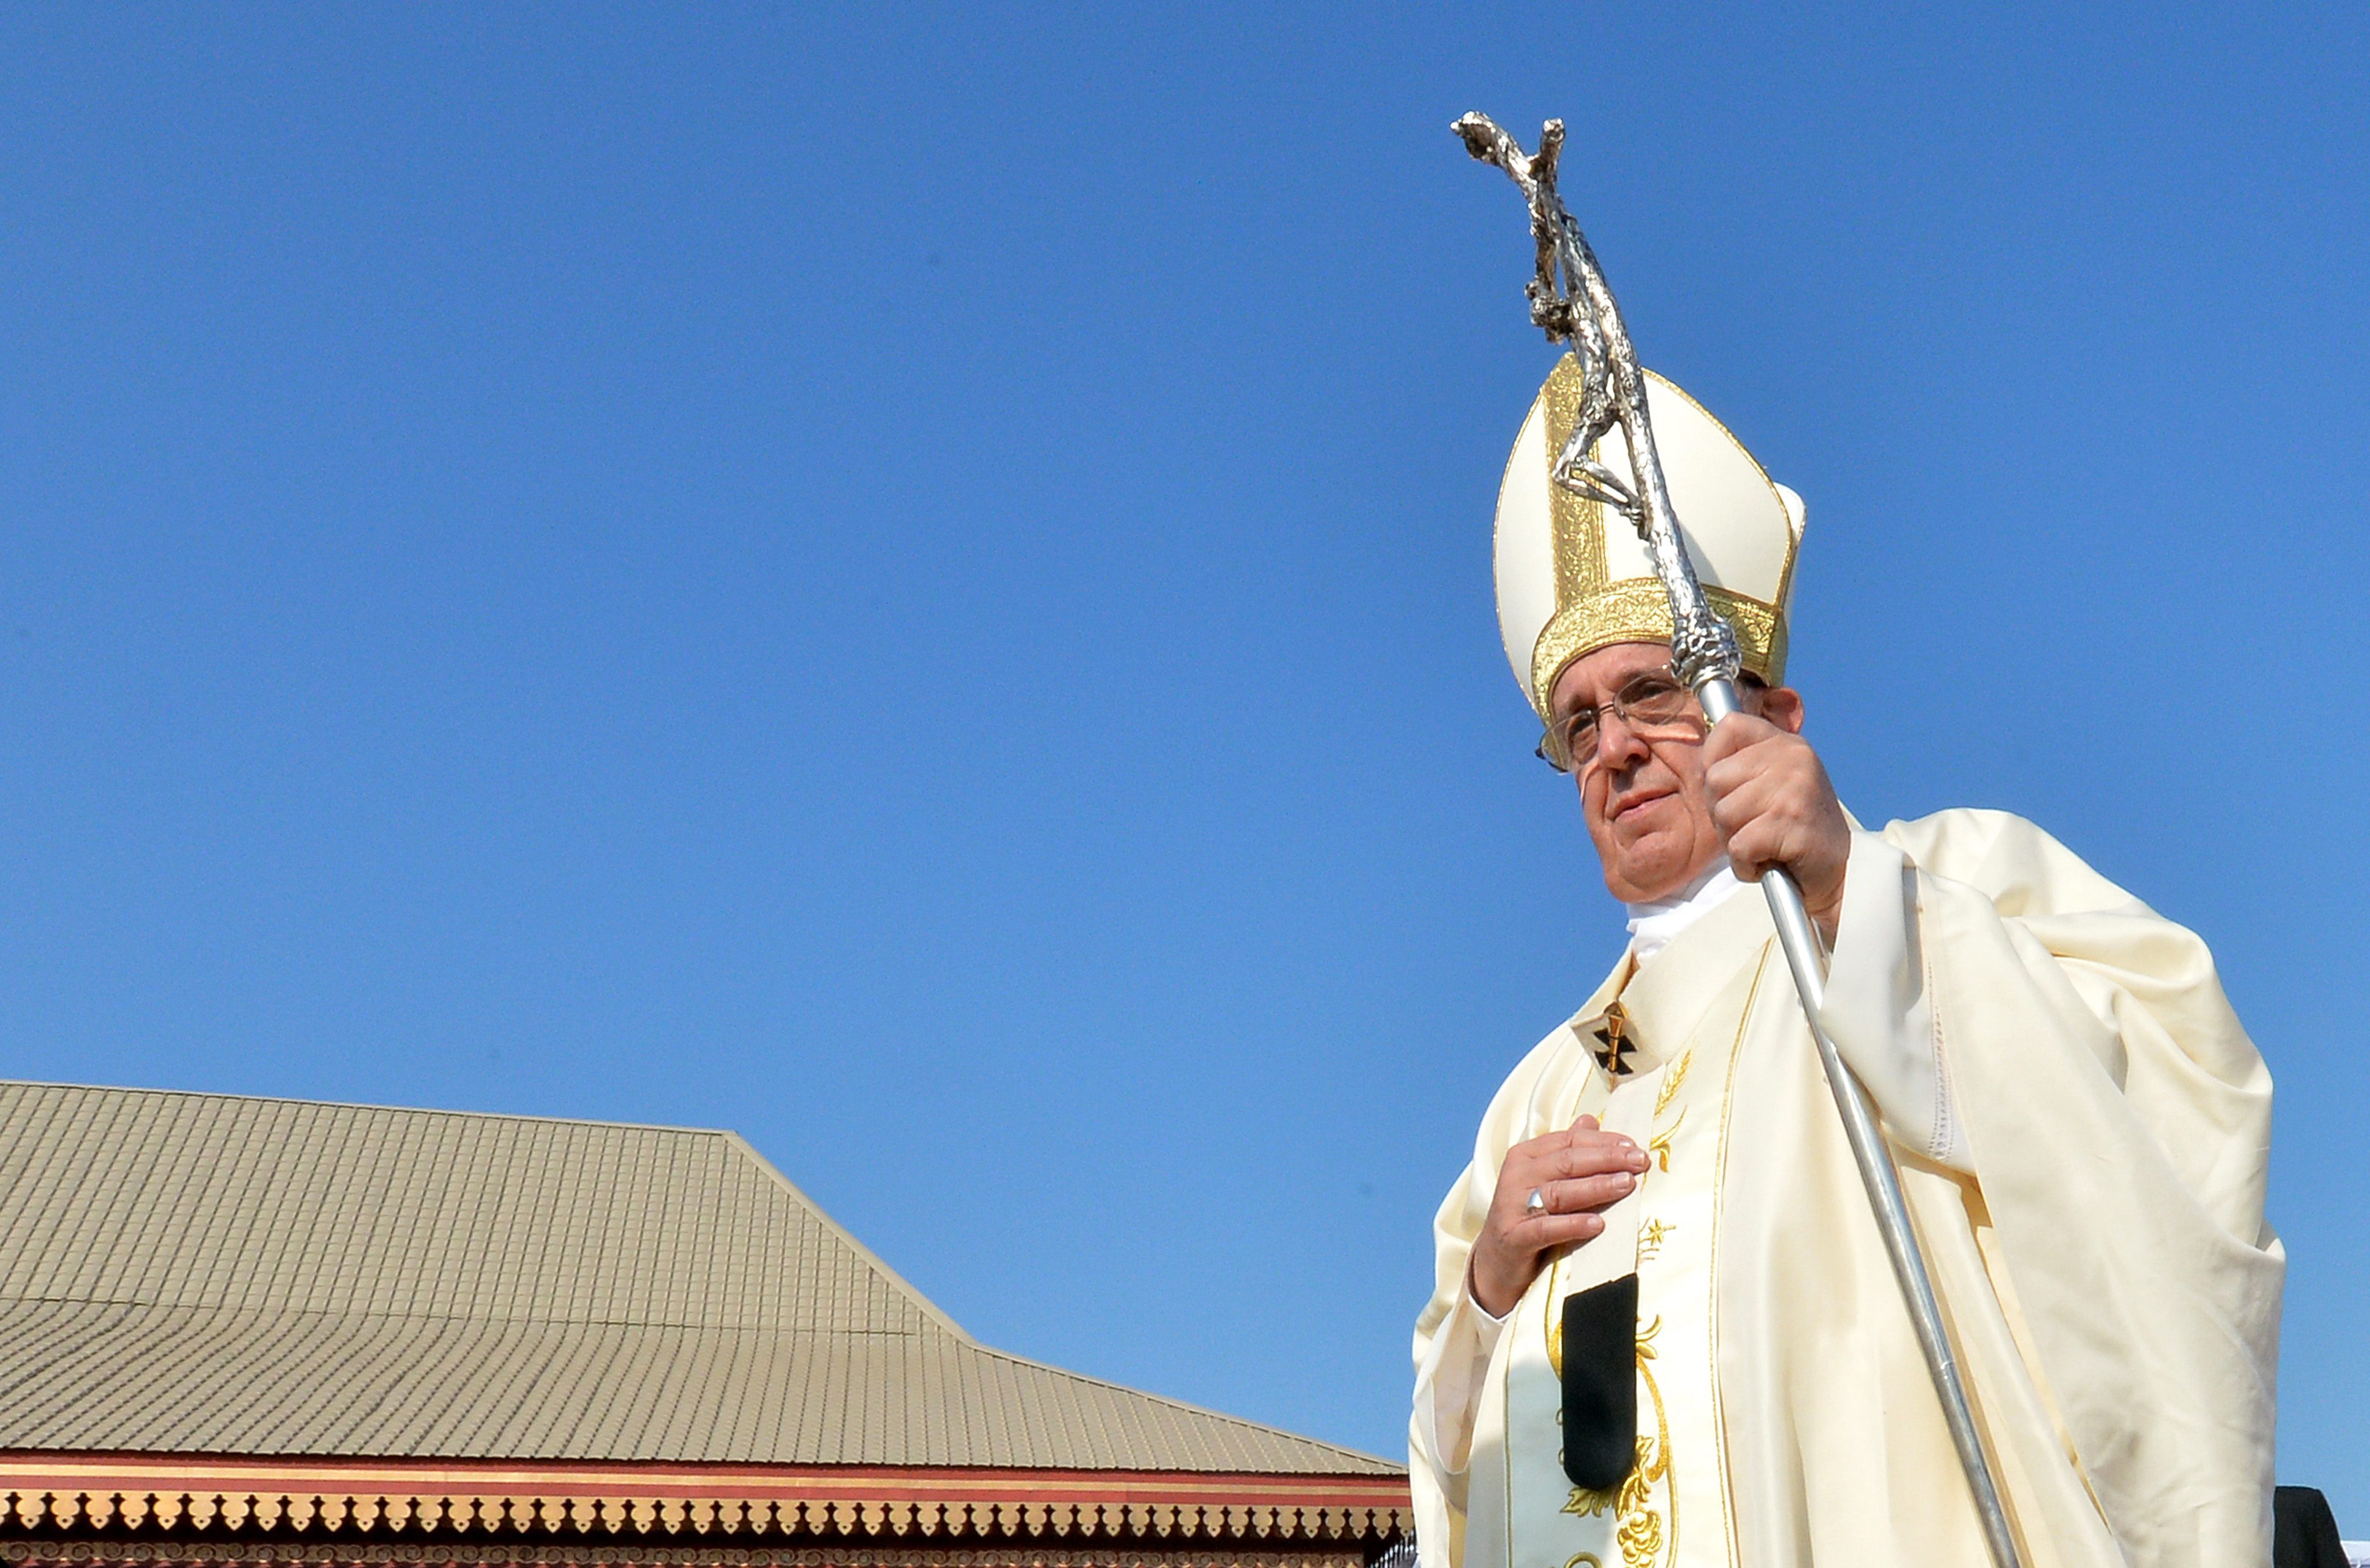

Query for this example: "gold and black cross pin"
[1592,1000,1635,1077]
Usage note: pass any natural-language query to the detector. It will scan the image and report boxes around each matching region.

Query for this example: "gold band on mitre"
[1493,356,1804,723]
[1528,579,1787,718]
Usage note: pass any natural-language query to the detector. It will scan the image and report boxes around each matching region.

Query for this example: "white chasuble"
[1413,809,2281,1568]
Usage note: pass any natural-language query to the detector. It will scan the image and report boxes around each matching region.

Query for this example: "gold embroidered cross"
[1592,1001,1635,1077]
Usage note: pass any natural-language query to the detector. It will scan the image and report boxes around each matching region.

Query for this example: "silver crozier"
[1453,113,2026,1568]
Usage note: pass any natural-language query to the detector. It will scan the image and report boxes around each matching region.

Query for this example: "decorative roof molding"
[0,1455,1412,1546]
[0,1543,1379,1568]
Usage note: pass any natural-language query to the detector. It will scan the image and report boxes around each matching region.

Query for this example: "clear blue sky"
[3,0,2364,1525]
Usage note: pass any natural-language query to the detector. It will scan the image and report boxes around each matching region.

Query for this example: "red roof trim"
[0,1451,1412,1543]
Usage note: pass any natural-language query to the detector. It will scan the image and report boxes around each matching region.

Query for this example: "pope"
[1409,359,2283,1568]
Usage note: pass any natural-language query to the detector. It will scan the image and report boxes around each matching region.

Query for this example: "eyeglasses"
[1537,671,1703,773]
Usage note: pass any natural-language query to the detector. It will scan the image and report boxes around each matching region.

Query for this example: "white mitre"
[1494,355,1808,724]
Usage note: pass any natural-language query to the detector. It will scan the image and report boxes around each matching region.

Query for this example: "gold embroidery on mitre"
[1531,584,1786,723]
[1525,355,1795,720]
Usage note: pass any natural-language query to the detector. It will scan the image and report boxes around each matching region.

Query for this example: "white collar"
[1624,859,1748,969]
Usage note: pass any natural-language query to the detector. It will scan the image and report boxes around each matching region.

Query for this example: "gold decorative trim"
[1617,1317,1674,1568]
[1530,587,1786,723]
[1705,945,1773,1568]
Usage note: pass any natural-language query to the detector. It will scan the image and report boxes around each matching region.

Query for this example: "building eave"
[0,1451,1412,1547]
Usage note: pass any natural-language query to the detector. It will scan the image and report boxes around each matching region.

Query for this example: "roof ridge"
[0,1297,929,1334]
[717,1132,974,1342]
[0,1079,731,1140]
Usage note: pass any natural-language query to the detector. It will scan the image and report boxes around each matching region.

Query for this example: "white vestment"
[1410,809,2281,1568]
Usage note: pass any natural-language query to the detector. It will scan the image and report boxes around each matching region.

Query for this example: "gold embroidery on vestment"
[1654,1050,1692,1118]
[1705,945,1772,1568]
[1558,1315,1677,1566]
[1637,1217,1675,1264]
[1564,1485,1615,1518]
[1646,1110,1684,1174]
[1621,1316,1675,1568]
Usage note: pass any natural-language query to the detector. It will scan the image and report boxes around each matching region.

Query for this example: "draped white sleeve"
[1818,828,1971,1171]
[1412,1286,1508,1479]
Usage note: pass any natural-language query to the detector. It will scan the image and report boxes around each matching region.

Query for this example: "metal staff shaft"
[1696,676,2022,1568]
[1455,112,2025,1568]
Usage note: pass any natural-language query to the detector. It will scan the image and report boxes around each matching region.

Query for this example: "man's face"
[1548,642,1800,904]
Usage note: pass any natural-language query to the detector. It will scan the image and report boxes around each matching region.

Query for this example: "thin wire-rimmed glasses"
[1537,671,1705,772]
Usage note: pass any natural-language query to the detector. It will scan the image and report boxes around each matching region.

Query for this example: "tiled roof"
[0,1082,1396,1477]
